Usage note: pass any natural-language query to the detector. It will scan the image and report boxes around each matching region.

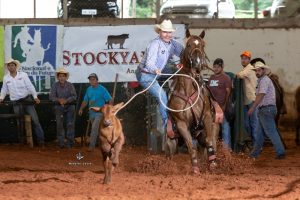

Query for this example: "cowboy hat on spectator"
[5,58,20,69]
[252,61,271,74]
[55,67,69,79]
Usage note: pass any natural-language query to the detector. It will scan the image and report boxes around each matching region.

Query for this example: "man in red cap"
[237,51,258,146]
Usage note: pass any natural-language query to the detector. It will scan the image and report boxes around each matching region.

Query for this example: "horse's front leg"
[176,121,199,174]
[203,112,219,169]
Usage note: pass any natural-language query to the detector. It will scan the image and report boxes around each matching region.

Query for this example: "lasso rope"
[158,70,201,112]
[115,66,201,115]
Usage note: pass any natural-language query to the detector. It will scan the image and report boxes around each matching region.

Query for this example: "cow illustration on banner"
[5,25,63,93]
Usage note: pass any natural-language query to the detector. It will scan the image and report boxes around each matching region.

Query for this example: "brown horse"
[166,29,219,174]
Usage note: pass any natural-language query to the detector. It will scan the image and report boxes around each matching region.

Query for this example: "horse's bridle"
[186,38,211,73]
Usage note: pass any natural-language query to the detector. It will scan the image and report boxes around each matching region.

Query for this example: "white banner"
[5,24,64,93]
[63,24,185,83]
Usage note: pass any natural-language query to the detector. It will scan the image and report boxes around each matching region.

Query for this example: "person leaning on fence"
[78,73,112,152]
[135,19,184,128]
[49,68,77,149]
[208,58,232,151]
[236,51,258,146]
[248,62,285,160]
[0,58,45,147]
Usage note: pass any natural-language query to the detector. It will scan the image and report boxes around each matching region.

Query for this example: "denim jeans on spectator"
[244,102,258,144]
[55,105,75,148]
[13,104,45,144]
[136,71,168,126]
[89,114,102,149]
[250,105,285,158]
[222,117,231,150]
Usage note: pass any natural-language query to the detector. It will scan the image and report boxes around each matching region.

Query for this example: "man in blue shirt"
[135,19,184,127]
[78,73,112,151]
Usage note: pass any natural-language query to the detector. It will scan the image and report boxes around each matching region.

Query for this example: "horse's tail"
[45,43,51,51]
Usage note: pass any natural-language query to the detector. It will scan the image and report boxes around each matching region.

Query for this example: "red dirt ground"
[0,131,299,200]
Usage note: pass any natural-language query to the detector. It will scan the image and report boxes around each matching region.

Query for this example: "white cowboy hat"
[154,19,176,34]
[55,67,69,79]
[252,61,271,74]
[5,58,20,69]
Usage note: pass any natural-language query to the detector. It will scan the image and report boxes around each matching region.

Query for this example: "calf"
[98,103,125,184]
[295,86,300,145]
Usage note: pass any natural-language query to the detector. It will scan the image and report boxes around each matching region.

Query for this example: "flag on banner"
[5,24,63,93]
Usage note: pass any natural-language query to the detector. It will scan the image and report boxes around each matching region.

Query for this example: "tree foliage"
[135,0,156,18]
[233,0,273,10]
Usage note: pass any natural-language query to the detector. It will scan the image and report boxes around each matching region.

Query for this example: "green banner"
[0,26,4,82]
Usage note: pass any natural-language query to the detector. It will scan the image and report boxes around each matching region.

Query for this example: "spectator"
[248,62,285,159]
[78,73,112,151]
[49,68,77,149]
[236,51,258,145]
[135,19,184,127]
[208,58,232,150]
[0,58,45,146]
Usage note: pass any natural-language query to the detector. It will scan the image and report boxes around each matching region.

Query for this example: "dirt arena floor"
[0,130,299,200]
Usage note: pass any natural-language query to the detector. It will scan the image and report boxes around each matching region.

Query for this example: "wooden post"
[254,0,258,18]
[33,0,36,18]
[63,0,68,20]
[112,73,119,104]
[24,115,33,148]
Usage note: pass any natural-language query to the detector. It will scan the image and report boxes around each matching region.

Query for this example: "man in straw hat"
[236,50,258,146]
[49,67,77,148]
[248,61,285,159]
[0,58,45,146]
[135,19,184,127]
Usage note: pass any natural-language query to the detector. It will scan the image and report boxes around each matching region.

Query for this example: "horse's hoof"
[192,166,200,174]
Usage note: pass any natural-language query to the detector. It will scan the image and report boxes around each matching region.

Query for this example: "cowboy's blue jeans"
[13,104,45,144]
[222,117,231,150]
[89,114,102,149]
[54,105,75,148]
[250,105,285,158]
[136,71,168,126]
[244,102,258,144]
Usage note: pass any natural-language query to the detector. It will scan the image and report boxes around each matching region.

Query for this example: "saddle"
[166,86,224,139]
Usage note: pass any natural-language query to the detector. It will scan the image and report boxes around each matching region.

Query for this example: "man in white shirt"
[0,58,45,146]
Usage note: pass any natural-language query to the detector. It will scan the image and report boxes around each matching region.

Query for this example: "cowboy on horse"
[135,19,184,128]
